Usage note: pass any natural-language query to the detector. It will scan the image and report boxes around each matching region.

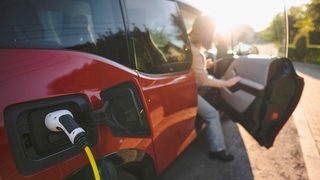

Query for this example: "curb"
[292,64,320,180]
[292,107,320,180]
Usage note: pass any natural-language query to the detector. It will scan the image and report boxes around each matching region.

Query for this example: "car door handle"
[228,79,264,96]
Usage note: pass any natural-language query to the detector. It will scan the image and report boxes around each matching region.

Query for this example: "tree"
[292,0,320,33]
[258,13,285,45]
[255,1,320,48]
[308,0,320,32]
[287,6,307,43]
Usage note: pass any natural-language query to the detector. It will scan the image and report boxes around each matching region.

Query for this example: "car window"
[124,0,192,74]
[0,0,130,67]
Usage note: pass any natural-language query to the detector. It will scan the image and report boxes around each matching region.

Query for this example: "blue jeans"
[197,95,226,152]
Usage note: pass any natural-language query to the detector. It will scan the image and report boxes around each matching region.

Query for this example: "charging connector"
[45,109,88,148]
[45,109,100,180]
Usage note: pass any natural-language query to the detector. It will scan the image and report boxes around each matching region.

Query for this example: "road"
[159,117,307,180]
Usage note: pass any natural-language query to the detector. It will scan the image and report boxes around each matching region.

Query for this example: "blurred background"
[194,0,319,64]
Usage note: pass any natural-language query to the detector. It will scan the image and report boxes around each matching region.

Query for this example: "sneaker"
[209,150,234,162]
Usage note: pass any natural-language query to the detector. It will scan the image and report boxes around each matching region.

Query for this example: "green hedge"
[288,34,320,64]
[305,48,320,64]
[288,47,299,61]
[289,47,320,64]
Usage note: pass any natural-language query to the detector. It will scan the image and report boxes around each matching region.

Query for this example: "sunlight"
[198,0,311,33]
[184,0,311,56]
[199,0,284,32]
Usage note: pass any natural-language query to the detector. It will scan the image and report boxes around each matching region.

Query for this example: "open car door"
[215,56,304,148]
[179,0,305,148]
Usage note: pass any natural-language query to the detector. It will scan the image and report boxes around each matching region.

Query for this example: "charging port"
[4,94,98,175]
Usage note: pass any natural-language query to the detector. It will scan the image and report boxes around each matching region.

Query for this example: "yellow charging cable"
[84,146,101,180]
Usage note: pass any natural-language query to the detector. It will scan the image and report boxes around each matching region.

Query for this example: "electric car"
[0,0,303,179]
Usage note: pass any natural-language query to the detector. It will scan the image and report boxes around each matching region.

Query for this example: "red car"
[0,0,303,179]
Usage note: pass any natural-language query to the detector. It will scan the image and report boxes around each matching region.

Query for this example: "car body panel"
[0,49,157,178]
[138,72,197,171]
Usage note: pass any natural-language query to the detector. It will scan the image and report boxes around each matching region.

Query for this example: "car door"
[123,0,198,172]
[217,56,304,148]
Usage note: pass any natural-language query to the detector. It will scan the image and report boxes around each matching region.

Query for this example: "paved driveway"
[159,117,307,180]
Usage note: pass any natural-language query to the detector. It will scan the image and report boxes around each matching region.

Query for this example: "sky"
[198,0,311,32]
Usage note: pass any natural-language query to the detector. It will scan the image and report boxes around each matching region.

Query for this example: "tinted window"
[125,0,192,74]
[0,0,130,67]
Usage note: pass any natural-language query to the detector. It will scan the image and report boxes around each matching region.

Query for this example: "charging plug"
[45,109,88,149]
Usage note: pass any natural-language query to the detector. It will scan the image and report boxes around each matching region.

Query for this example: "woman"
[189,15,241,161]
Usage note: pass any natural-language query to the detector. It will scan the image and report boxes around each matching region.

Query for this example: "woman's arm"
[191,46,241,88]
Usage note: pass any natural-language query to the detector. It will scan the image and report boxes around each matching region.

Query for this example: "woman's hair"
[189,15,216,50]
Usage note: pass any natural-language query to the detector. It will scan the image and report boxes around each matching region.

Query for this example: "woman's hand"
[225,76,242,87]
